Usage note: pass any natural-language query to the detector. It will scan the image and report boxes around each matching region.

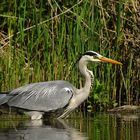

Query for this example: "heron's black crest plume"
[75,51,98,64]
[83,51,98,56]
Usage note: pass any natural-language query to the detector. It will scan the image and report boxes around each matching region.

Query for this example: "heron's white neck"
[78,58,94,94]
[64,58,94,112]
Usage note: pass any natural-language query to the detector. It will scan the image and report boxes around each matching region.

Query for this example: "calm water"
[0,113,140,140]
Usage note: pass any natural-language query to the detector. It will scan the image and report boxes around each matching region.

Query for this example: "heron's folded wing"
[8,81,74,112]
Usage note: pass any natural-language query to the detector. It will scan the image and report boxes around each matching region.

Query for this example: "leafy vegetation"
[0,0,140,112]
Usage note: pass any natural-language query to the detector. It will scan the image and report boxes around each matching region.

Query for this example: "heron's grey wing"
[7,81,75,112]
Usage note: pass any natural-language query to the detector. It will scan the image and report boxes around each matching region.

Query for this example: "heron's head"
[80,51,122,65]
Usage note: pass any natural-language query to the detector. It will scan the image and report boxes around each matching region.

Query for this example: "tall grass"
[0,0,140,110]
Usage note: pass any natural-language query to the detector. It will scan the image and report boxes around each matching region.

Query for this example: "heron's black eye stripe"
[83,51,97,56]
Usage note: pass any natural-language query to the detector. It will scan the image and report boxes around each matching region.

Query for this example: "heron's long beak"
[99,57,122,65]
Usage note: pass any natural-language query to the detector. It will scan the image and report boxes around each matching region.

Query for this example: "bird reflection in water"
[0,118,87,140]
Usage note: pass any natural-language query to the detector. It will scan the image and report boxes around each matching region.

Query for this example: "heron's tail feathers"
[0,92,10,105]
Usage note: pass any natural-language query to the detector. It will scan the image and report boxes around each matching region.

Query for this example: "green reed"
[0,0,140,111]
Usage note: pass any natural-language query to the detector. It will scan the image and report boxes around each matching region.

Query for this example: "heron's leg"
[58,107,73,119]
[24,111,44,120]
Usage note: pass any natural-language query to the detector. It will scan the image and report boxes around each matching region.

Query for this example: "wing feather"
[8,81,75,112]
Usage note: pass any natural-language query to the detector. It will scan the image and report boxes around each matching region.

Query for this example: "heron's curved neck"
[79,59,94,93]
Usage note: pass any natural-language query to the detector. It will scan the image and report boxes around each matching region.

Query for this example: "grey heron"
[0,51,122,120]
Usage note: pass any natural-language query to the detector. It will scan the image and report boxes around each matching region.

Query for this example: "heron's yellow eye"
[92,55,98,59]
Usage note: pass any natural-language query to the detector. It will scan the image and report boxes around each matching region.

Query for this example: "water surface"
[0,113,140,140]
